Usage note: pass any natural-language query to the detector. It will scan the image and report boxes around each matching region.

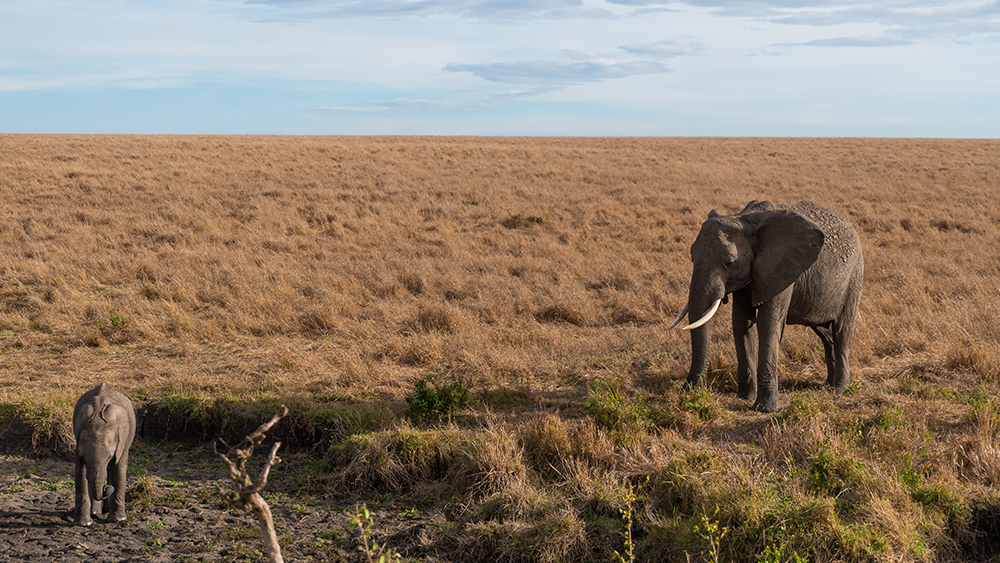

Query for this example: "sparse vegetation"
[693,507,728,563]
[351,503,402,563]
[585,379,651,442]
[403,374,472,423]
[3,135,1000,561]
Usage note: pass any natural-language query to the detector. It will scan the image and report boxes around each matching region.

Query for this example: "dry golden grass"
[3,135,997,404]
[4,134,1000,561]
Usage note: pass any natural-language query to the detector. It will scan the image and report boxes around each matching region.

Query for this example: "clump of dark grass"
[0,398,75,456]
[403,375,472,423]
[535,304,587,326]
[501,213,547,229]
[584,380,651,443]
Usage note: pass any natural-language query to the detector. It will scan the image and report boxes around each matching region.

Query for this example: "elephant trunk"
[88,460,113,505]
[679,276,725,385]
[686,321,712,384]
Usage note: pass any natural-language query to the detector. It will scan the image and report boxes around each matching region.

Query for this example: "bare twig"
[215,405,288,563]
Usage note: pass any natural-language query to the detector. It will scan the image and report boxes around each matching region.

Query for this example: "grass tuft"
[584,380,651,443]
[403,375,472,423]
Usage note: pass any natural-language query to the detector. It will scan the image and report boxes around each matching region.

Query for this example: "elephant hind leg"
[827,264,863,393]
[829,320,855,392]
[811,324,836,386]
[828,275,861,392]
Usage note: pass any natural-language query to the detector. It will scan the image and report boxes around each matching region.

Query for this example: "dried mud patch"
[0,446,443,563]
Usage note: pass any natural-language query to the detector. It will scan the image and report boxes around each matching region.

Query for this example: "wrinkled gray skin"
[674,200,863,412]
[73,382,136,526]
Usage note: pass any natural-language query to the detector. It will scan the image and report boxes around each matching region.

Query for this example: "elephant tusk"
[681,298,721,330]
[668,303,689,329]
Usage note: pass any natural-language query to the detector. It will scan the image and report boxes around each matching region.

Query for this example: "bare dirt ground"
[0,442,443,562]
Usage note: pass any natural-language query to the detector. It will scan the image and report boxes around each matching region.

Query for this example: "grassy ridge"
[3,135,1000,561]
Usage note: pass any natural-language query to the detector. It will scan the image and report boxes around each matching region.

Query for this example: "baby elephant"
[73,382,136,526]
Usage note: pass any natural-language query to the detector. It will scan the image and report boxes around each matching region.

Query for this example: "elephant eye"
[724,257,736,268]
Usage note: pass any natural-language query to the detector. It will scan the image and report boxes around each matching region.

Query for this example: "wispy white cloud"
[318,88,544,114]
[444,57,669,85]
[244,0,1000,47]
[248,0,615,20]
[611,1,1000,38]
[441,36,708,92]
[766,1,1000,35]
[774,36,913,47]
[606,0,844,13]
[619,37,708,57]
[320,99,473,114]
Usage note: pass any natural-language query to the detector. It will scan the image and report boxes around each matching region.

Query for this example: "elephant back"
[790,200,862,270]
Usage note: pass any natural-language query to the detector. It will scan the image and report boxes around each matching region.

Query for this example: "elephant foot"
[112,510,127,522]
[752,398,781,413]
[826,380,849,394]
[737,385,756,402]
[77,517,93,527]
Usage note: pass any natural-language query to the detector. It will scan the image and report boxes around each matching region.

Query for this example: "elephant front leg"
[732,289,757,402]
[74,458,92,526]
[110,456,128,522]
[752,289,793,413]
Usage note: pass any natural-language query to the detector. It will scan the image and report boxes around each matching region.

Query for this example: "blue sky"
[2,0,998,136]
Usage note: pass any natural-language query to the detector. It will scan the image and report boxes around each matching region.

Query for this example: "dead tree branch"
[215,404,288,563]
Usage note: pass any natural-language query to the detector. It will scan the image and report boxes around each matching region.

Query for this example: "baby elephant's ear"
[744,209,824,307]
[116,411,130,461]
[101,404,130,461]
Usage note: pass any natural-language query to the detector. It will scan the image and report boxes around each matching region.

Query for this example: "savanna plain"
[1,135,1000,563]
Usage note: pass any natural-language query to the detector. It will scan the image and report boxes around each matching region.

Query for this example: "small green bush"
[404,375,472,423]
[807,439,868,499]
[584,381,650,441]
[678,384,718,420]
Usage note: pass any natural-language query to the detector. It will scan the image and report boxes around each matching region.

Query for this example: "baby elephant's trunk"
[88,465,115,510]
[96,484,115,501]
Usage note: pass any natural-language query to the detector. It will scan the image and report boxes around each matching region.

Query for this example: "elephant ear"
[102,404,129,462]
[745,209,824,307]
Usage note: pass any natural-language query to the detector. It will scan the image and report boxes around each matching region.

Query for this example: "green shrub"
[779,392,821,424]
[584,381,650,441]
[403,375,472,423]
[807,439,867,497]
[679,384,718,420]
[758,543,808,563]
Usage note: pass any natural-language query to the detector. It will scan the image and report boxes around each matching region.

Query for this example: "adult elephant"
[670,200,863,412]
